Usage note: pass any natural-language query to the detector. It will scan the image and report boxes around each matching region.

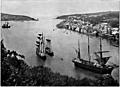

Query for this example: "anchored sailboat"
[2,22,11,28]
[72,33,114,74]
[36,33,46,60]
[36,33,54,60]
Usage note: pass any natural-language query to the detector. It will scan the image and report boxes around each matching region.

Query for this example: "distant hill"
[56,11,119,27]
[1,13,38,21]
[56,11,119,19]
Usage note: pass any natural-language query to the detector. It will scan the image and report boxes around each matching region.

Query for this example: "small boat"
[2,22,11,28]
[72,33,114,74]
[45,39,54,56]
[36,33,46,60]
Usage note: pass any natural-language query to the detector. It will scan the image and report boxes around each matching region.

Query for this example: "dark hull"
[72,60,113,74]
[2,26,11,28]
[46,52,54,56]
[36,48,46,60]
[45,47,54,56]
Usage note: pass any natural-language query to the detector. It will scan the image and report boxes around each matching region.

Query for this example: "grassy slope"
[1,13,37,21]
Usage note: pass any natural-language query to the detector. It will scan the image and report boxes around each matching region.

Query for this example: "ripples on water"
[1,17,119,81]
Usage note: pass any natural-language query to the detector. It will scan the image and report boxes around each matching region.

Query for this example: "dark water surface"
[1,17,119,81]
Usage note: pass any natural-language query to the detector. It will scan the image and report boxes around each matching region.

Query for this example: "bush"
[1,40,119,86]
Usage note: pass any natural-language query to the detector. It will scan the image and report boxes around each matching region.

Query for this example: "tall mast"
[40,33,42,53]
[99,25,103,65]
[78,40,81,60]
[43,36,45,53]
[87,25,91,63]
[42,32,44,53]
[100,36,103,62]
[88,33,91,62]
[39,37,41,52]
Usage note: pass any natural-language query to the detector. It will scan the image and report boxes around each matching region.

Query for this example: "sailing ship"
[36,33,54,60]
[72,33,114,74]
[36,33,46,60]
[2,22,11,28]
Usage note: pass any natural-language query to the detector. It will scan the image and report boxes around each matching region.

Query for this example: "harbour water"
[1,17,119,81]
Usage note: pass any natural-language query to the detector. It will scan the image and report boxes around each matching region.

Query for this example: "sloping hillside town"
[56,14,119,47]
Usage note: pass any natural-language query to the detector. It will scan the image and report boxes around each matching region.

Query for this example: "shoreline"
[1,13,38,21]
[56,25,119,47]
[1,40,119,86]
[56,11,119,47]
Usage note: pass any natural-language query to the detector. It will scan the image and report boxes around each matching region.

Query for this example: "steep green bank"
[1,40,118,86]
[1,13,37,21]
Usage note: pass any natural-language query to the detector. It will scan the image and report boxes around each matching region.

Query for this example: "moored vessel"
[45,39,54,56]
[72,32,114,74]
[36,33,46,60]
[2,22,11,28]
[35,33,54,60]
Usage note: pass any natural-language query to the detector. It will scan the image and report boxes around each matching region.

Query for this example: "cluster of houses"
[57,16,119,42]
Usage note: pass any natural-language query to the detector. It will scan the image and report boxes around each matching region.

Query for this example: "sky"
[1,0,119,18]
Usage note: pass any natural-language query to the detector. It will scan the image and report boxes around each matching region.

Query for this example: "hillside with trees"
[1,13,37,21]
[56,11,119,28]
